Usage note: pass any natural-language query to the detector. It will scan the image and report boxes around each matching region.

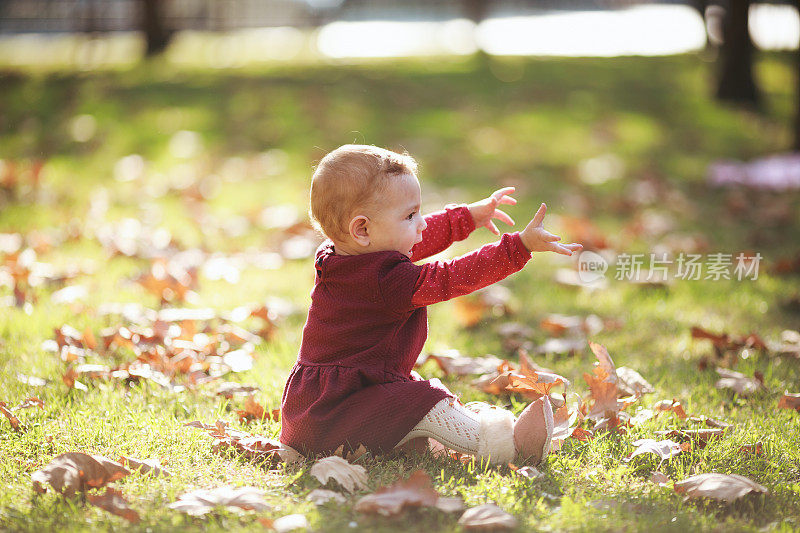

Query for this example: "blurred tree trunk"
[141,0,171,57]
[461,0,490,23]
[716,0,760,106]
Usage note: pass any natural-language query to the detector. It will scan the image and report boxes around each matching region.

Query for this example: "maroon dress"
[279,205,532,455]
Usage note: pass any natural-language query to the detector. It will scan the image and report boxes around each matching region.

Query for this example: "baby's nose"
[419,219,428,232]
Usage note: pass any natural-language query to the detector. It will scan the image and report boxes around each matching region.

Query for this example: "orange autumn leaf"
[653,399,688,419]
[0,402,21,431]
[236,397,280,424]
[778,392,800,412]
[583,342,623,421]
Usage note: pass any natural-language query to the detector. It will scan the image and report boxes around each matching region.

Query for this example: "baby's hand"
[520,203,583,256]
[467,186,517,235]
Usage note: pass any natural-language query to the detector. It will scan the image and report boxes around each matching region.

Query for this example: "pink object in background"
[708,153,800,190]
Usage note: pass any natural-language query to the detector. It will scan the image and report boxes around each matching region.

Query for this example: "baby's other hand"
[520,203,583,256]
[467,186,517,235]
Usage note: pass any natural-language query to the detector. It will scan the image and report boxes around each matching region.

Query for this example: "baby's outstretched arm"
[519,203,583,256]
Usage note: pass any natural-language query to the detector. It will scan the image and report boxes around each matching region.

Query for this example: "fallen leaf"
[738,441,764,456]
[15,397,44,410]
[236,397,279,424]
[673,473,768,501]
[307,489,346,505]
[333,443,368,462]
[355,470,440,516]
[31,452,130,497]
[778,392,800,411]
[310,456,368,493]
[426,350,505,376]
[0,402,21,431]
[169,486,269,515]
[87,487,140,523]
[117,456,171,477]
[511,465,543,480]
[216,382,259,398]
[653,399,688,419]
[539,314,604,337]
[650,471,670,485]
[583,342,630,428]
[537,337,586,355]
[453,286,511,328]
[185,420,301,464]
[715,368,763,397]
[457,503,518,530]
[617,367,655,396]
[655,428,728,451]
[626,439,683,462]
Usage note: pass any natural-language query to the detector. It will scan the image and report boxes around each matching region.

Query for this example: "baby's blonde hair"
[309,144,418,240]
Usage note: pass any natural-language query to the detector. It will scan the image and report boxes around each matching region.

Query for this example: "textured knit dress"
[279,205,532,456]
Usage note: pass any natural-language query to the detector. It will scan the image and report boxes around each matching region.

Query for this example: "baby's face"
[367,173,427,257]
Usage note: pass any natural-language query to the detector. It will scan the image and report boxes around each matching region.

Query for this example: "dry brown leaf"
[655,428,728,450]
[426,351,505,376]
[691,327,767,355]
[31,452,130,497]
[653,399,688,419]
[333,443,368,462]
[626,439,683,462]
[738,441,764,456]
[169,486,269,515]
[583,342,629,427]
[617,367,655,396]
[236,397,280,424]
[453,286,511,328]
[715,368,764,397]
[117,456,171,477]
[673,473,768,501]
[0,402,21,431]
[458,503,518,530]
[354,470,441,516]
[310,456,368,493]
[778,391,800,411]
[510,464,543,480]
[216,382,259,398]
[184,420,301,464]
[650,471,670,486]
[87,487,140,523]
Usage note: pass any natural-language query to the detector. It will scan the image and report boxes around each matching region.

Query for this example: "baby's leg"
[394,398,516,465]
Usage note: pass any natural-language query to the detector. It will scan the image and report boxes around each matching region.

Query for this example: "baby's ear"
[348,215,370,247]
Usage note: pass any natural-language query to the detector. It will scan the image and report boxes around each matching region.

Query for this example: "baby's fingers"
[493,209,515,227]
[531,203,547,227]
[551,242,582,256]
[543,231,560,242]
[491,186,516,202]
[488,221,500,235]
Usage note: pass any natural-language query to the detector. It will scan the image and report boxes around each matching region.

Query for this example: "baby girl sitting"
[279,145,582,465]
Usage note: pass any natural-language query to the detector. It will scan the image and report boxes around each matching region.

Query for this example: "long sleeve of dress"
[411,232,531,307]
[409,204,476,262]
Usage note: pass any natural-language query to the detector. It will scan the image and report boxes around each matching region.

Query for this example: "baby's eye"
[406,212,416,220]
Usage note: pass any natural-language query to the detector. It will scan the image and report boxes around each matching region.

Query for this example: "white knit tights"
[394,398,482,455]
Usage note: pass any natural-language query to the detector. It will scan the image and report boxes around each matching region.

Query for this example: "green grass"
[1,52,800,531]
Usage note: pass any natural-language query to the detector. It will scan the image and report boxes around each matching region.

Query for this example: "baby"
[279,145,582,465]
